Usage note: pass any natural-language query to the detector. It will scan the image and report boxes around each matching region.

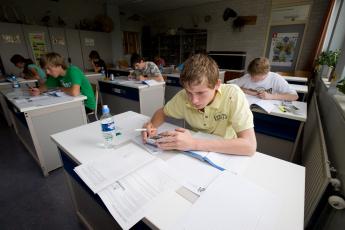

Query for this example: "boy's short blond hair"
[40,52,67,70]
[247,57,270,76]
[180,54,219,88]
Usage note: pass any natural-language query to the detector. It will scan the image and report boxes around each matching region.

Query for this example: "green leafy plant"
[315,50,340,68]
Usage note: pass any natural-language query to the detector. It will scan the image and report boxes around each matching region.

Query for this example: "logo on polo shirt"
[214,113,227,121]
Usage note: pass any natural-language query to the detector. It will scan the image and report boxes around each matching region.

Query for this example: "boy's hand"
[156,128,196,151]
[141,122,157,142]
[257,91,272,100]
[30,88,40,96]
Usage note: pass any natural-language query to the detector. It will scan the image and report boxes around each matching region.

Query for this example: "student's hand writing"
[30,88,40,96]
[257,91,273,100]
[156,128,196,151]
[141,122,157,142]
[138,75,147,81]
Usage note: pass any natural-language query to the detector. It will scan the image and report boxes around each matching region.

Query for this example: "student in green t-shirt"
[30,52,96,112]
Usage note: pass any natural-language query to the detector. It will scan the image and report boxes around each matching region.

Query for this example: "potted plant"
[315,50,340,81]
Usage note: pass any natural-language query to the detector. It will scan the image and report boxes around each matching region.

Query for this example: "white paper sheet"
[98,159,182,230]
[74,143,155,193]
[113,114,150,146]
[170,171,280,230]
[167,154,221,195]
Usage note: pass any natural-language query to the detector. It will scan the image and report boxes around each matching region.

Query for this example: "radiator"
[302,93,331,225]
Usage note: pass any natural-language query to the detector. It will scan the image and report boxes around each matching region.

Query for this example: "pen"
[134,128,157,132]
[25,83,33,89]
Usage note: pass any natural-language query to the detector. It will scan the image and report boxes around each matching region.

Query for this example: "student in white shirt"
[233,57,298,101]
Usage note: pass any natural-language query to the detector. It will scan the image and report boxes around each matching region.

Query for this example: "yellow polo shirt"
[164,84,254,139]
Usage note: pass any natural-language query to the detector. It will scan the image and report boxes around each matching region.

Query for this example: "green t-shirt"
[45,66,96,110]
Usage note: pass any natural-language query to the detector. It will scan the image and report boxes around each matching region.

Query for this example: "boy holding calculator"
[142,54,256,156]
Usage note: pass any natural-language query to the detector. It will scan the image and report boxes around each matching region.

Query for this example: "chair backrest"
[276,71,294,76]
[87,83,99,121]
[294,70,311,78]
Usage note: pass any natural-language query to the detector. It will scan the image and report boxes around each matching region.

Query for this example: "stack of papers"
[74,143,183,230]
[170,171,280,230]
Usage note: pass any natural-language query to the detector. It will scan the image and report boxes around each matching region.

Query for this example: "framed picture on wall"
[265,24,305,72]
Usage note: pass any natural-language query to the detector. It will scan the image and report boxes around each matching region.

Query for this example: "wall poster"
[29,32,48,63]
[265,24,305,72]
[268,32,299,67]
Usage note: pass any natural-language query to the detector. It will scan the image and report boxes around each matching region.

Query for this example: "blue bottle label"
[101,121,115,132]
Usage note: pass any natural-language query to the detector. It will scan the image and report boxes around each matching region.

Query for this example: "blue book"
[184,150,225,171]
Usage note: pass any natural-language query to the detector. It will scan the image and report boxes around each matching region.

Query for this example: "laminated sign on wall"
[268,32,299,67]
[29,32,48,64]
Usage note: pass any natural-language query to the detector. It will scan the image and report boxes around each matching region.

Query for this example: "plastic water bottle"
[11,75,20,89]
[100,67,106,80]
[100,105,115,148]
[159,64,163,73]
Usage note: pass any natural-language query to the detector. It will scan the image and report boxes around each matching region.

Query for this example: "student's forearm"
[194,138,256,156]
[241,87,257,96]
[272,93,298,101]
[61,86,80,96]
[150,108,166,128]
[152,75,164,82]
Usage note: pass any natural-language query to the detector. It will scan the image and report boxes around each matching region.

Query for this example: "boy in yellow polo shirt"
[142,54,256,156]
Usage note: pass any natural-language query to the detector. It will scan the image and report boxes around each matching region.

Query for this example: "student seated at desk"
[30,52,96,113]
[10,54,46,85]
[233,57,298,101]
[128,53,164,82]
[89,50,107,74]
[142,54,256,156]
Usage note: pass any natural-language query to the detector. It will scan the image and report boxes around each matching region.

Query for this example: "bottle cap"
[102,105,110,114]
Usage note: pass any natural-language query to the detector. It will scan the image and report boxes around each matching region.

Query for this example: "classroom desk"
[2,88,87,176]
[250,98,307,161]
[98,76,165,117]
[107,68,130,77]
[0,78,37,126]
[282,76,308,85]
[51,111,305,230]
[84,72,103,84]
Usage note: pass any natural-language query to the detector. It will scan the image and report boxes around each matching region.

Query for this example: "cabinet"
[156,30,207,65]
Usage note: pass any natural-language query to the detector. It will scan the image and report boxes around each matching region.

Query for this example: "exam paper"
[170,171,279,230]
[167,154,221,195]
[98,159,182,230]
[74,143,155,193]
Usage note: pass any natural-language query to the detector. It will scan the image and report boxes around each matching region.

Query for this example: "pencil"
[134,128,157,132]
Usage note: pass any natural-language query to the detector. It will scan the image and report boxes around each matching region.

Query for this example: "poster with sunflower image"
[268,32,299,67]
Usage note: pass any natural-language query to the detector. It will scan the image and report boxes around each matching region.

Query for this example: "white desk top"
[99,76,165,89]
[166,71,226,83]
[0,78,37,86]
[290,84,308,93]
[84,72,103,77]
[51,111,305,230]
[2,88,86,112]
[283,75,308,83]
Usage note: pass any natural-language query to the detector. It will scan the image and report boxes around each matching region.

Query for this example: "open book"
[184,132,251,173]
[245,95,277,113]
